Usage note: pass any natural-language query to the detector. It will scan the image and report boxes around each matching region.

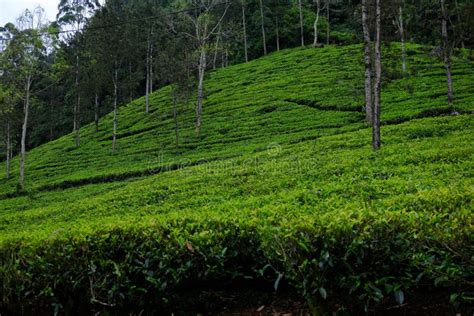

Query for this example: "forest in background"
[0,0,473,162]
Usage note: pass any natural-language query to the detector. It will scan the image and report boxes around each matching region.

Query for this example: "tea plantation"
[0,44,473,314]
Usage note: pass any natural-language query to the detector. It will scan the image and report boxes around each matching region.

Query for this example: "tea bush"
[0,44,473,314]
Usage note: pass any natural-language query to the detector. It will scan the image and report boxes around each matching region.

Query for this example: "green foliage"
[0,44,473,313]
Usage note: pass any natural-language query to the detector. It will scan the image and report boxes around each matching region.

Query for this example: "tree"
[361,0,382,150]
[101,0,127,152]
[393,0,407,73]
[82,21,107,132]
[298,0,305,46]
[440,0,454,111]
[165,40,192,150]
[146,26,154,113]
[0,85,17,179]
[325,0,329,45]
[57,0,100,147]
[0,27,16,180]
[112,60,119,152]
[325,0,344,45]
[313,0,322,47]
[44,35,67,140]
[2,8,49,190]
[259,0,268,55]
[361,0,372,123]
[372,0,381,150]
[241,0,249,62]
[158,6,193,148]
[174,0,230,134]
[454,0,464,49]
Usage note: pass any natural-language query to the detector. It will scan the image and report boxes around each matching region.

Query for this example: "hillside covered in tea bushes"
[0,44,473,314]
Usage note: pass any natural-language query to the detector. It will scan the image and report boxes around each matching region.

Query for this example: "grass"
[0,43,473,314]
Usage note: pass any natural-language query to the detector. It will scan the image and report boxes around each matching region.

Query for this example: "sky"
[0,0,59,26]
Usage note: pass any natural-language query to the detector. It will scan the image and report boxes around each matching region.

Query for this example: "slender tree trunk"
[299,0,305,47]
[398,5,407,73]
[185,48,191,104]
[74,54,80,147]
[313,0,321,47]
[73,20,80,147]
[149,44,154,94]
[5,119,10,179]
[221,43,225,68]
[276,16,280,51]
[9,137,12,161]
[441,0,454,111]
[76,94,81,145]
[73,66,78,133]
[95,93,99,132]
[221,44,228,68]
[362,0,373,124]
[49,94,54,141]
[172,87,179,149]
[242,1,248,62]
[454,0,465,49]
[112,65,118,152]
[213,25,221,70]
[225,47,229,67]
[259,0,267,55]
[326,0,330,45]
[19,76,31,191]
[145,35,150,113]
[372,0,382,150]
[129,61,133,103]
[196,46,206,133]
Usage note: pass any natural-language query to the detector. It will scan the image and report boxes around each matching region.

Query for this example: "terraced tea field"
[0,44,473,314]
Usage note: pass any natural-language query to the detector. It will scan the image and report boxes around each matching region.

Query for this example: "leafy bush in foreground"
[1,205,472,314]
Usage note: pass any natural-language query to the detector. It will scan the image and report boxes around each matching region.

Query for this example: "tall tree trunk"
[149,44,154,94]
[441,0,454,111]
[398,5,407,73]
[172,87,179,149]
[242,1,248,62]
[76,94,81,146]
[145,35,150,113]
[313,0,321,47]
[454,0,465,49]
[9,137,12,162]
[213,25,221,70]
[185,48,191,105]
[221,44,229,68]
[299,0,305,47]
[5,119,10,179]
[73,20,80,147]
[276,16,280,51]
[372,0,382,151]
[74,54,80,147]
[225,47,229,67]
[95,93,99,132]
[129,61,133,103]
[196,46,206,133]
[326,0,330,45]
[362,0,373,124]
[19,75,31,191]
[259,0,267,55]
[221,43,225,68]
[112,65,118,152]
[73,66,78,133]
[49,94,54,141]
